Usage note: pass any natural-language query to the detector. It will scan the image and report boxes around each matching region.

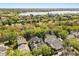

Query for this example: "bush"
[63,26,79,32]
[53,27,61,37]
[24,29,34,41]
[1,19,13,25]
[0,30,17,42]
[53,27,69,39]
[58,30,69,39]
[62,26,79,33]
[7,49,32,56]
[64,39,79,48]
[24,27,49,40]
[0,21,3,26]
[32,47,42,56]
[72,26,79,32]
[6,49,14,56]
[62,26,73,33]
[33,27,47,38]
[13,24,24,32]
[32,44,54,56]
[41,44,53,56]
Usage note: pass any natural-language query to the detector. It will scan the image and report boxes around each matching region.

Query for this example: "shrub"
[47,22,56,29]
[1,20,8,25]
[53,26,69,39]
[53,27,61,37]
[35,22,48,29]
[0,30,17,42]
[32,47,42,56]
[1,19,14,25]
[32,44,54,56]
[24,29,34,41]
[7,49,32,56]
[0,21,3,26]
[63,26,79,32]
[24,24,35,30]
[41,44,53,56]
[6,49,14,56]
[72,26,79,32]
[13,24,24,32]
[33,27,46,38]
[24,27,49,40]
[62,26,74,33]
[64,39,79,48]
[58,30,69,39]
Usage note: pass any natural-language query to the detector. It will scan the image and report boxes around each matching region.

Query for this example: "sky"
[0,3,79,8]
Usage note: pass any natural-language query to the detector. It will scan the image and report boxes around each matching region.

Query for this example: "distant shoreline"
[19,11,79,16]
